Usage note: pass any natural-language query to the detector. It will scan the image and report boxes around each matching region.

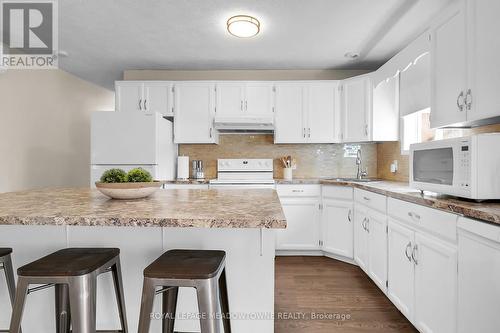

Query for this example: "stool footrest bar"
[27,283,55,294]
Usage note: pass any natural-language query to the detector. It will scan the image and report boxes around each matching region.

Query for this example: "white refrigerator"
[90,111,177,186]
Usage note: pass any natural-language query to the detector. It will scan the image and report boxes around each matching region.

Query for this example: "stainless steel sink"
[326,178,380,183]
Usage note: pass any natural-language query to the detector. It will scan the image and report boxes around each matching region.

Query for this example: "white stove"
[209,159,275,189]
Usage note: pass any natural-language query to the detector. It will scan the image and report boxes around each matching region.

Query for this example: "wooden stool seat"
[17,247,120,277]
[144,249,226,279]
[0,247,13,257]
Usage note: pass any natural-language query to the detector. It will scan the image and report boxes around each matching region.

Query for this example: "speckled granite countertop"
[0,188,286,229]
[319,180,500,225]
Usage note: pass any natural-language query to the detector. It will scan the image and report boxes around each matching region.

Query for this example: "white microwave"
[410,133,500,200]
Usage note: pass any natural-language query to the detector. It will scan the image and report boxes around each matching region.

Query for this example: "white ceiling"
[58,0,453,89]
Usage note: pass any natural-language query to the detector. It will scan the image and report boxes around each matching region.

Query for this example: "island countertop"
[0,188,287,229]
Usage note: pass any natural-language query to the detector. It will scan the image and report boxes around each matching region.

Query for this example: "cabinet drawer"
[354,189,387,213]
[388,198,458,242]
[322,186,353,200]
[277,185,321,197]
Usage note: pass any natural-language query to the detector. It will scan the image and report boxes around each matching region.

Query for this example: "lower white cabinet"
[276,185,321,251]
[457,217,500,333]
[354,206,369,271]
[387,218,457,333]
[321,186,354,258]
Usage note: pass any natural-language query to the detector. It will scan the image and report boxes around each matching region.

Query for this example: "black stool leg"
[138,278,156,333]
[55,284,71,333]
[162,287,178,333]
[111,258,129,333]
[219,269,231,333]
[9,277,29,333]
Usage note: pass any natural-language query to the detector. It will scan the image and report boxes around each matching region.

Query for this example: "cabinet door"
[274,84,306,143]
[414,233,457,333]
[430,2,467,128]
[115,82,143,112]
[276,199,321,251]
[387,220,415,320]
[144,82,172,115]
[353,207,369,271]
[466,0,500,122]
[215,83,245,117]
[245,83,274,116]
[341,76,371,142]
[322,199,353,258]
[308,83,338,143]
[367,209,388,293]
[174,83,216,144]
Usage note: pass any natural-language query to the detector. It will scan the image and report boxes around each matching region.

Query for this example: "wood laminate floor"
[275,256,418,333]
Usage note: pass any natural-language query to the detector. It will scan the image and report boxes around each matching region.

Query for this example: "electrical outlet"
[390,160,398,173]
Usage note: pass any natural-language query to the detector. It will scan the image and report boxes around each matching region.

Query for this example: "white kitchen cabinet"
[245,83,274,116]
[353,206,369,272]
[274,82,338,144]
[276,185,321,251]
[173,83,218,144]
[387,219,415,319]
[215,82,245,117]
[372,74,399,142]
[387,200,457,333]
[115,81,173,116]
[431,0,500,128]
[458,217,500,333]
[340,75,371,142]
[414,232,457,333]
[321,186,353,259]
[367,208,388,292]
[430,2,467,128]
[215,82,273,117]
[274,84,306,143]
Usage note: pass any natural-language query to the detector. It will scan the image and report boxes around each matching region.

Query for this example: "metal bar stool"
[9,248,128,333]
[138,250,231,333]
[0,248,17,332]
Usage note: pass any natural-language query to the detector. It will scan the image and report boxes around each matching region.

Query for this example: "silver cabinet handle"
[362,218,366,231]
[365,218,370,233]
[465,89,472,111]
[143,99,147,110]
[364,124,368,136]
[405,242,412,262]
[408,212,421,220]
[347,209,352,222]
[291,189,304,193]
[245,100,248,111]
[363,196,371,201]
[209,128,213,138]
[303,128,306,138]
[457,91,465,112]
[308,128,311,138]
[139,99,142,110]
[412,244,419,265]
[240,100,243,111]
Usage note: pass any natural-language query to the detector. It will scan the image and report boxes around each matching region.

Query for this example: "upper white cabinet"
[274,82,339,143]
[321,186,354,259]
[215,82,273,117]
[340,75,372,142]
[431,0,500,128]
[115,81,173,116]
[276,185,322,251]
[372,74,399,142]
[173,83,218,144]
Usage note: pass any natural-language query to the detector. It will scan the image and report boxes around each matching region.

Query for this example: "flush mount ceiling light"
[344,52,360,60]
[227,15,260,38]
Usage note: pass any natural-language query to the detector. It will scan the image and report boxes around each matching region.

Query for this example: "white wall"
[0,69,114,193]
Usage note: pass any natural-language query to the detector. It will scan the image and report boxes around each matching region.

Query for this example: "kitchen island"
[0,188,286,333]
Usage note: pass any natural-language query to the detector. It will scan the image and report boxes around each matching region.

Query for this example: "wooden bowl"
[95,181,164,199]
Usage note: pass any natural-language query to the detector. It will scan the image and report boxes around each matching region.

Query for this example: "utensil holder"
[283,168,293,181]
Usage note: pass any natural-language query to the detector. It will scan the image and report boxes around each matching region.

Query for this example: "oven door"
[410,138,471,197]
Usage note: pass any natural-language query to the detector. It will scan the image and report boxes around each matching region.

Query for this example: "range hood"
[213,116,274,133]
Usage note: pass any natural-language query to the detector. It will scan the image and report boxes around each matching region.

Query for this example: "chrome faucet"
[356,149,368,180]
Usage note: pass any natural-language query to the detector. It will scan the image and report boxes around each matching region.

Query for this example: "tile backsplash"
[179,134,378,179]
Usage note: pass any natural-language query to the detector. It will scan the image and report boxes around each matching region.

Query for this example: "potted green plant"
[95,168,164,199]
